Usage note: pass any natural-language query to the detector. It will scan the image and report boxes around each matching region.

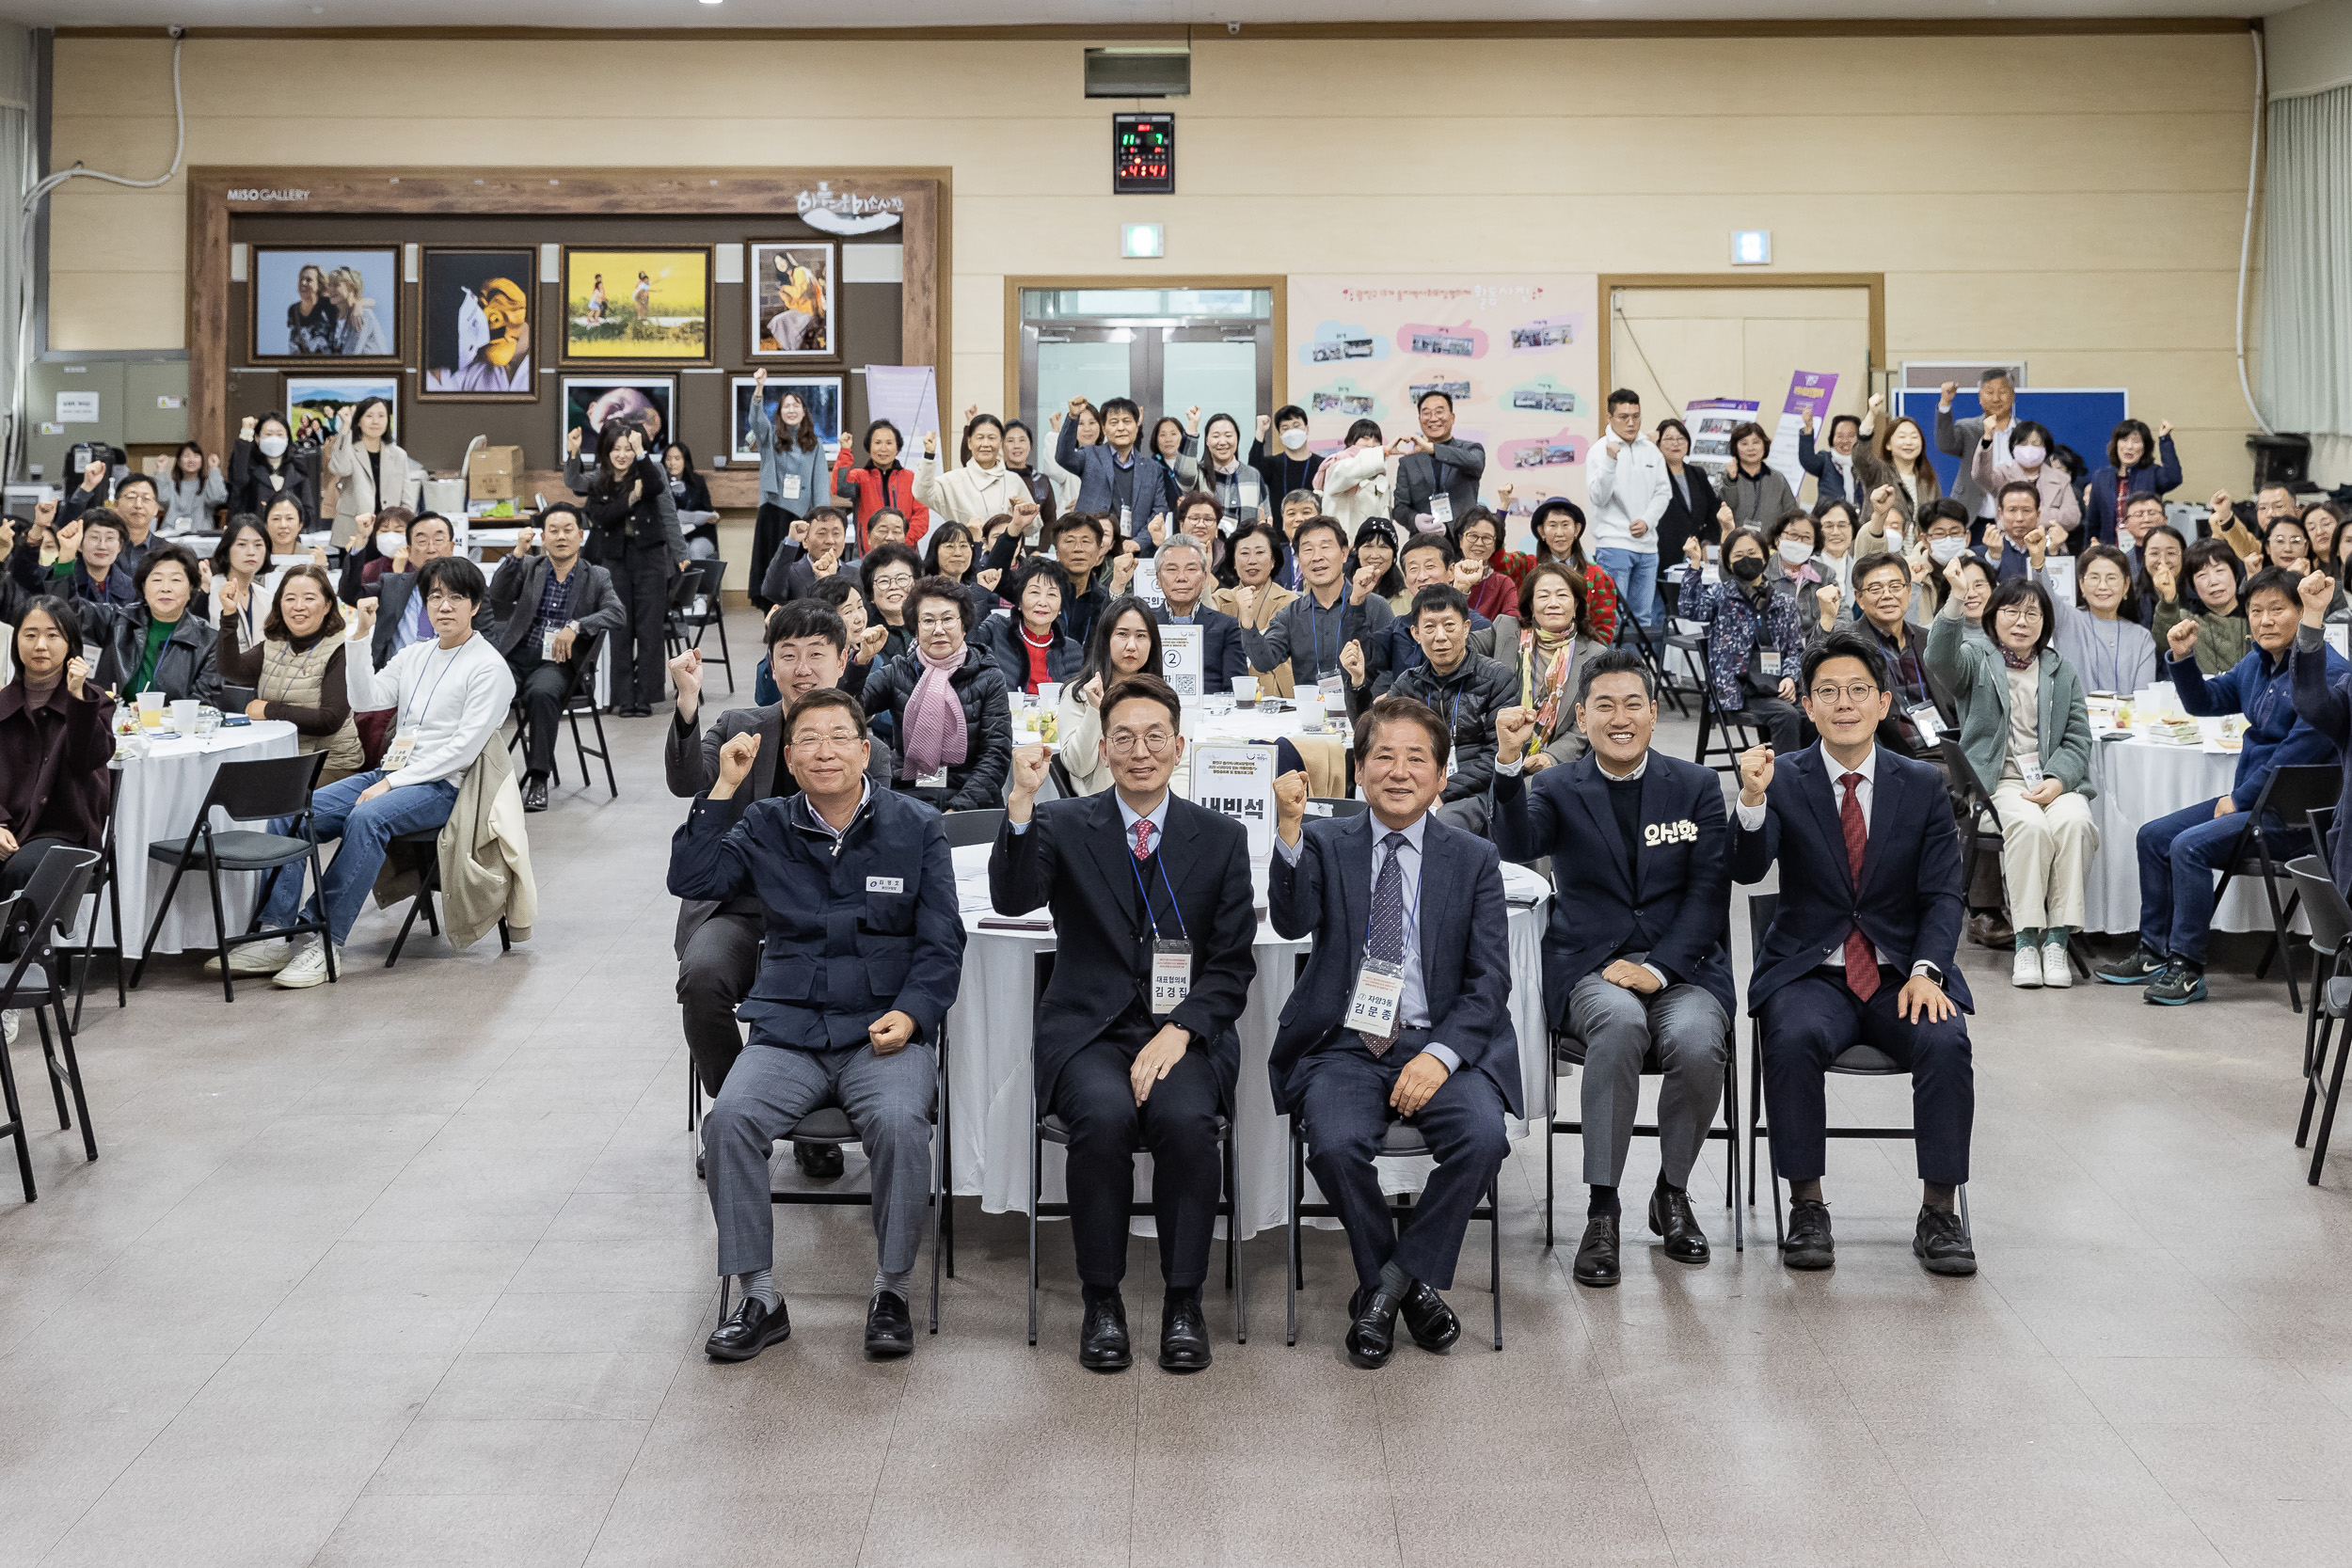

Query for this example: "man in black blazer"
[1731,626,1978,1277]
[1148,533,1247,693]
[365,512,499,671]
[1268,695,1516,1369]
[1391,390,1486,531]
[1492,648,1734,1288]
[485,504,628,812]
[990,674,1258,1374]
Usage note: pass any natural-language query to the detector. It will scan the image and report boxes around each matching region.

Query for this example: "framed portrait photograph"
[562,375,676,454]
[561,246,710,365]
[419,247,536,401]
[286,374,400,448]
[747,242,836,359]
[731,375,842,464]
[250,246,401,363]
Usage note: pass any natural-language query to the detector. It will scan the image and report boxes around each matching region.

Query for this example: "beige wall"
[51,27,2266,494]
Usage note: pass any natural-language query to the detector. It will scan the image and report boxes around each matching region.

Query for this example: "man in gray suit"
[1935,368,2021,531]
[485,503,626,812]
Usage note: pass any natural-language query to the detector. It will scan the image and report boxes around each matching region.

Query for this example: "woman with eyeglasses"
[2039,542,2156,696]
[857,576,1012,812]
[1055,594,1165,795]
[1927,572,2096,990]
[858,543,922,673]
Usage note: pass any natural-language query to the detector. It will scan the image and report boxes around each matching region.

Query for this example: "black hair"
[2107,419,2160,471]
[1826,413,1861,440]
[859,542,923,605]
[2183,537,2247,611]
[76,507,127,546]
[1979,367,2014,387]
[1100,397,1140,426]
[1850,549,1913,592]
[13,595,84,673]
[1007,555,1073,623]
[1518,559,1594,639]
[588,420,640,504]
[764,599,849,654]
[1149,416,1186,454]
[783,687,868,742]
[536,501,586,534]
[2264,513,2313,570]
[863,418,905,455]
[1048,510,1102,546]
[1346,518,1405,598]
[1219,518,1288,589]
[2244,565,2305,613]
[134,542,200,603]
[211,515,270,578]
[2129,523,2188,615]
[1342,418,1382,447]
[1416,388,1454,411]
[112,472,159,504]
[417,554,486,606]
[1800,626,1891,696]
[2073,542,2137,617]
[1352,693,1451,769]
[348,396,392,440]
[1605,388,1641,413]
[922,520,979,584]
[902,574,975,637]
[1408,582,1471,626]
[1292,516,1349,560]
[1996,480,2042,512]
[1531,499,1591,571]
[1400,531,1456,567]
[1766,509,1818,550]
[1102,673,1183,731]
[1272,404,1308,429]
[1078,594,1164,692]
[811,575,864,615]
[1922,497,1974,531]
[1573,645,1656,705]
[405,510,453,543]
[1453,507,1501,556]
[1982,578,2056,658]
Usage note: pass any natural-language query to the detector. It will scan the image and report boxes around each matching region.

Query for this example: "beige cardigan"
[371,738,536,947]
[1210,580,1300,698]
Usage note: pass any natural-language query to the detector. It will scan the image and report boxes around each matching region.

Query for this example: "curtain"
[2263,83,2352,484]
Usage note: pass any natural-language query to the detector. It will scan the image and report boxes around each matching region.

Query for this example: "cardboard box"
[467,444,525,500]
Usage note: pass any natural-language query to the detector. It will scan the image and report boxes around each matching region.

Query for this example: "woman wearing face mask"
[1348,519,1406,610]
[88,544,221,705]
[228,414,314,520]
[969,556,1080,696]
[743,372,829,610]
[1197,412,1263,523]
[916,412,1033,540]
[334,506,411,604]
[206,516,274,643]
[1971,419,2081,545]
[1653,419,1721,580]
[2128,523,2187,630]
[2150,537,2249,675]
[1528,498,1620,641]
[0,597,114,909]
[1676,527,1806,752]
[1210,519,1297,698]
[1501,561,1608,772]
[1056,594,1165,796]
[214,563,363,785]
[1711,422,1800,532]
[2089,418,2183,546]
[1927,574,2097,990]
[1038,400,1100,517]
[856,578,1013,812]
[836,419,930,548]
[999,420,1059,537]
[162,441,227,533]
[1762,509,1827,627]
[1859,416,1944,521]
[325,396,417,548]
[2039,542,2156,695]
[1314,419,1393,542]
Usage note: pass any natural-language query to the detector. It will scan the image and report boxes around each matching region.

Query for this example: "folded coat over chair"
[371,739,536,946]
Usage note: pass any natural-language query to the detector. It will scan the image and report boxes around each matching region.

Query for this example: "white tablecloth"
[72,721,301,958]
[2082,732,2280,936]
[943,849,1551,1239]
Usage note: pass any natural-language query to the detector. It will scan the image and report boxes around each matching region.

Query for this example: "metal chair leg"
[1285,1124,1300,1347]
[1487,1174,1502,1352]
[2312,1031,2352,1185]
[1025,1117,1041,1348]
[49,1000,95,1162]
[0,1013,36,1200]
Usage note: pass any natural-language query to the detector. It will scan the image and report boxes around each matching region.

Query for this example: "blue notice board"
[1898,388,2129,496]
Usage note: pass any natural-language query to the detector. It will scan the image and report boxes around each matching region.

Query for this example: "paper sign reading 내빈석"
[1189,744,1275,862]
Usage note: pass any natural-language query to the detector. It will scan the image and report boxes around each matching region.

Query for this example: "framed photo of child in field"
[561,246,711,366]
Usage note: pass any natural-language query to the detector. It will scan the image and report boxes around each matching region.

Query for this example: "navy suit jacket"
[1728,744,1974,1014]
[1492,752,1735,1023]
[1266,812,1520,1117]
[1152,603,1248,693]
[989,791,1259,1105]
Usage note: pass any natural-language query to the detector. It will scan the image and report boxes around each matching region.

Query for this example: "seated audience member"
[207,516,273,643]
[812,575,887,702]
[671,689,961,1364]
[1054,394,1182,545]
[1164,493,1231,579]
[2151,538,2250,676]
[864,507,914,552]
[335,507,414,605]
[834,420,929,546]
[1815,551,1938,755]
[1353,534,1489,697]
[914,414,1028,531]
[1266,698,1516,1365]
[1675,528,1806,752]
[366,512,497,671]
[2293,568,2352,899]
[2100,566,2347,1005]
[1272,489,1321,590]
[859,576,1011,811]
[970,557,1081,695]
[215,564,363,787]
[2261,507,2315,577]
[17,506,135,606]
[2113,491,2172,571]
[2128,519,2188,629]
[1732,627,1978,1276]
[485,504,626,812]
[1044,511,1122,647]
[861,543,923,669]
[2042,543,2156,695]
[1234,517,1392,695]
[1057,595,1164,796]
[923,520,1005,623]
[1346,518,1404,606]
[1532,499,1622,643]
[161,440,228,533]
[991,676,1257,1371]
[1452,507,1527,623]
[1491,649,1732,1285]
[1371,584,1512,832]
[1926,573,2096,990]
[260,493,317,563]
[0,597,114,901]
[1211,520,1299,697]
[2088,416,2183,545]
[759,504,853,608]
[662,442,717,558]
[1149,535,1246,694]
[89,544,221,706]
[1492,562,1608,771]
[1811,499,1863,602]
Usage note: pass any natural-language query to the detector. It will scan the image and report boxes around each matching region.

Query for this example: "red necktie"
[1132,819,1155,861]
[1838,771,1879,1002]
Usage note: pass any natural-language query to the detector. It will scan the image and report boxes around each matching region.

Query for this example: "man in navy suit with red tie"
[1731,626,1978,1277]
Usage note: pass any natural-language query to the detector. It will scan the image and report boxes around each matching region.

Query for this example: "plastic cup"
[169,699,199,733]
[1232,675,1260,706]
[137,690,164,729]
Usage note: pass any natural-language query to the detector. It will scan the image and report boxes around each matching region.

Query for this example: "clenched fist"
[1736,743,1774,807]
[1272,768,1310,844]
[1338,638,1366,688]
[1494,704,1534,757]
[2167,617,2201,662]
[715,732,761,795]
[1007,743,1050,812]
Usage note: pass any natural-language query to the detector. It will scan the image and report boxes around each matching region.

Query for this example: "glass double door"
[1017,288,1275,451]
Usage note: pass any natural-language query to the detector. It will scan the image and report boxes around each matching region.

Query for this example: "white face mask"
[257,435,288,458]
[1930,536,1969,563]
[1778,539,1813,565]
[373,533,405,555]
[2013,444,2046,467]
[1279,427,1307,452]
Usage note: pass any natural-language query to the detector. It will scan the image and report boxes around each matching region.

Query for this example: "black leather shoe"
[705,1293,790,1362]
[864,1290,914,1357]
[1345,1283,1403,1369]
[1649,1183,1710,1265]
[1573,1214,1621,1287]
[1914,1205,1979,1276]
[521,773,549,813]
[1398,1280,1459,1354]
[1783,1197,1835,1270]
[1158,1294,1212,1373]
[794,1141,845,1180]
[617,703,652,718]
[1079,1293,1131,1372]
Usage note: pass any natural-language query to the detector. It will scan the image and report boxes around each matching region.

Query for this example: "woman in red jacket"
[833,419,930,550]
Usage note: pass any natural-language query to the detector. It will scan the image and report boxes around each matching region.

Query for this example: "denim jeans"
[261,768,460,947]
[1597,546,1661,630]
[2133,797,2297,966]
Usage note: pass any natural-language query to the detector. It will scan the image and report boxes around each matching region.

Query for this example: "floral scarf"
[1518,628,1576,756]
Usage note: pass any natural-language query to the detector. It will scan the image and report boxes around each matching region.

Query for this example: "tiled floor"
[5,616,2351,1566]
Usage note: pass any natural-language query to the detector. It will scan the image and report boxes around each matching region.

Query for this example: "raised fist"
[1682,537,1706,567]
[1494,704,1535,756]
[1008,743,1050,802]
[352,596,380,636]
[1338,639,1366,688]
[2167,617,2201,661]
[717,732,761,790]
[1736,743,1774,806]
[1272,768,1310,832]
[2300,569,2336,619]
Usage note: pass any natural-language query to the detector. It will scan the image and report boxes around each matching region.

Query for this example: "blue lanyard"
[1365,832,1424,959]
[1125,820,1187,942]
[403,641,465,731]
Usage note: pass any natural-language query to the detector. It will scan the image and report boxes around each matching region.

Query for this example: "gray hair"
[1154,533,1208,567]
[1573,646,1658,706]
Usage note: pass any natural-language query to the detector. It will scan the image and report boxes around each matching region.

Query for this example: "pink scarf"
[899,641,971,781]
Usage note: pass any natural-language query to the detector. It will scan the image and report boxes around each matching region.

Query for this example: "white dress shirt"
[1275,810,1461,1071]
[1734,741,1936,980]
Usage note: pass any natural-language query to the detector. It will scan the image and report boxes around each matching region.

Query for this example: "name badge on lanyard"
[383,734,416,769]
[1151,940,1192,1015]
[1343,956,1405,1034]
[1430,492,1454,528]
[916,765,948,790]
[782,473,802,500]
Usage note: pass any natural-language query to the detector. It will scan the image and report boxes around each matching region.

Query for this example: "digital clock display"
[1113,112,1175,195]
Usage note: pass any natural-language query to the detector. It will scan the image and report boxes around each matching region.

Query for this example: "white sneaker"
[272,936,338,989]
[2010,945,2043,989]
[2042,939,2074,989]
[204,939,293,976]
[1,1010,14,1045]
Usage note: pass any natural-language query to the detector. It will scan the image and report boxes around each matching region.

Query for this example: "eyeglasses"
[424,590,469,608]
[1105,729,1177,757]
[871,572,914,592]
[1859,580,1909,598]
[1808,682,1882,705]
[1994,604,2042,623]
[789,729,864,749]
[915,613,963,632]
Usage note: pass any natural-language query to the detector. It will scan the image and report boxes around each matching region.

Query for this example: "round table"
[72,720,301,958]
[943,848,1551,1240]
[1184,701,1351,798]
[2081,727,2279,936]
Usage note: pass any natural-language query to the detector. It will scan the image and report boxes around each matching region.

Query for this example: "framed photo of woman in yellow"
[562,246,711,365]
[748,241,834,359]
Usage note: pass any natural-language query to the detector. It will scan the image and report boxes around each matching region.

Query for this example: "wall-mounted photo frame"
[731,374,842,464]
[561,246,711,365]
[747,241,836,359]
[562,375,676,454]
[285,373,400,448]
[250,245,401,364]
[419,246,537,401]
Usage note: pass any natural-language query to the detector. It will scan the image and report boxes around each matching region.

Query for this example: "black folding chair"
[1657,626,1707,722]
[1743,894,1970,1248]
[130,752,333,1002]
[665,559,734,693]
[1936,737,2090,982]
[1690,675,1763,775]
[0,847,103,1200]
[2212,764,2340,1012]
[1615,615,1685,718]
[507,629,616,800]
[383,827,515,968]
[1544,1019,1740,1253]
[66,807,125,1030]
[941,808,1006,848]
[2290,857,2352,1184]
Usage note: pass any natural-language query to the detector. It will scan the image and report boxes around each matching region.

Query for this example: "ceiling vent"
[1085,47,1190,99]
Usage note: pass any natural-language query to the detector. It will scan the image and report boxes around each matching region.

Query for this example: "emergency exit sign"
[1112,113,1175,195]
